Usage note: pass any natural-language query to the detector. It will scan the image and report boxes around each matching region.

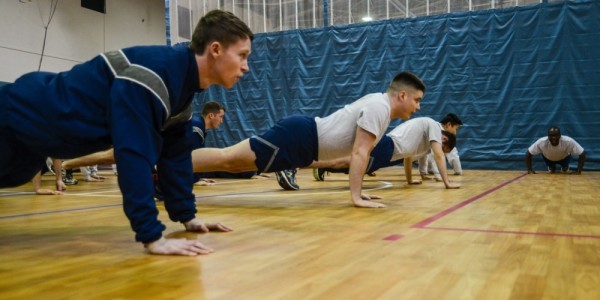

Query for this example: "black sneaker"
[313,168,325,181]
[62,169,78,185]
[275,169,299,190]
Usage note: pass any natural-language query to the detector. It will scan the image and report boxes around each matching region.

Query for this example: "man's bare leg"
[308,156,351,169]
[62,148,115,170]
[192,139,257,173]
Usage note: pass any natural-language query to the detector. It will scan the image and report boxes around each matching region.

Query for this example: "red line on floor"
[423,226,600,239]
[411,173,527,229]
[383,234,404,241]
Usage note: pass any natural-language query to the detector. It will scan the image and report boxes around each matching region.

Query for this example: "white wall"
[0,0,166,82]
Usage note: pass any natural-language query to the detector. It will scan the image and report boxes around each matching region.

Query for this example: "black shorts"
[250,115,318,173]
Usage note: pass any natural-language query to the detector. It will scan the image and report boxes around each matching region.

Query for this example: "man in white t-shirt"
[526,126,586,174]
[420,113,463,181]
[312,117,460,189]
[191,71,426,208]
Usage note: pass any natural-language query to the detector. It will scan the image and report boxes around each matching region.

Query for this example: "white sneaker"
[46,157,55,175]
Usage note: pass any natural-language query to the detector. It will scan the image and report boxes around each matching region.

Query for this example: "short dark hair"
[548,126,561,135]
[201,101,226,116]
[387,71,426,94]
[442,130,457,150]
[440,113,463,126]
[189,10,254,54]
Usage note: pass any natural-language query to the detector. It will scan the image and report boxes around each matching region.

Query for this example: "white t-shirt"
[528,136,584,161]
[387,117,443,161]
[315,93,391,161]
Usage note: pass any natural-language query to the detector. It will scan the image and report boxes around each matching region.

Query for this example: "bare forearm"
[577,152,586,174]
[32,172,42,191]
[404,158,413,182]
[417,155,427,175]
[433,151,451,187]
[349,153,368,204]
[53,159,63,182]
[525,152,533,171]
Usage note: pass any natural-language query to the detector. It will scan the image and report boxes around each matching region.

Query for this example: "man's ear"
[395,90,405,103]
[209,41,222,56]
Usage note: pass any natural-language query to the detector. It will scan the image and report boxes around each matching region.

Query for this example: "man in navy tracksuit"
[0,10,254,256]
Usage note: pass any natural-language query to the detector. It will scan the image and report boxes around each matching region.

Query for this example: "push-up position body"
[312,117,460,190]
[0,10,254,256]
[192,72,426,208]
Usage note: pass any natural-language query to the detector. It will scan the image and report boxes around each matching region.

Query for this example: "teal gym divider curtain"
[193,0,599,171]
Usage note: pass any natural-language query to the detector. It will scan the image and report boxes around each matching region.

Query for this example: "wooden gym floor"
[0,168,599,299]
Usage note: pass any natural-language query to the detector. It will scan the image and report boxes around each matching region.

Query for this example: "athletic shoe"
[154,185,164,201]
[46,157,56,175]
[62,169,78,185]
[313,168,325,181]
[275,169,299,190]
